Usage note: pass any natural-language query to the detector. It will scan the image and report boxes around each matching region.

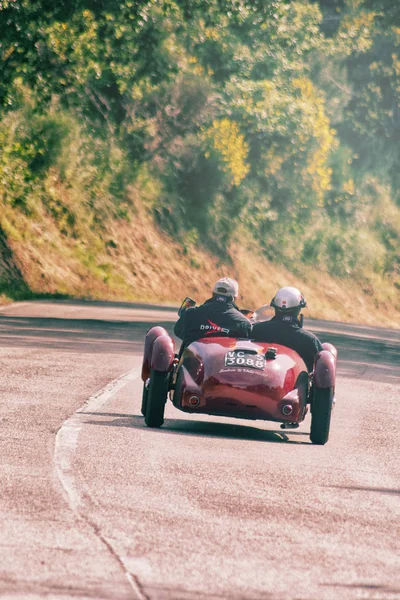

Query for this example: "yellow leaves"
[45,8,98,67]
[294,77,313,98]
[187,55,204,75]
[204,27,220,42]
[293,77,337,205]
[2,46,15,61]
[329,7,375,57]
[392,55,400,77]
[263,146,285,177]
[343,179,355,195]
[193,64,205,76]
[205,119,249,187]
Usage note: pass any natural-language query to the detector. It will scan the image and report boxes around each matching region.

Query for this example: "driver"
[174,277,251,347]
[251,286,323,372]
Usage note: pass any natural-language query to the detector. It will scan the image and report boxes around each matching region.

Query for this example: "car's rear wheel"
[144,369,170,428]
[141,381,148,416]
[310,387,334,445]
[172,367,184,407]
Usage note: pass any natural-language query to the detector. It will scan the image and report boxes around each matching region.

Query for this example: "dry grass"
[1,184,399,328]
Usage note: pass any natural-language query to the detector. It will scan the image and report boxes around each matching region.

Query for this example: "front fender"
[151,334,175,373]
[313,348,337,389]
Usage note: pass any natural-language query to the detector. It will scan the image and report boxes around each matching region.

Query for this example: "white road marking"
[54,367,147,600]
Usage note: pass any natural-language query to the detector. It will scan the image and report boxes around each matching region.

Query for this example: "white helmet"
[213,277,239,298]
[270,287,306,312]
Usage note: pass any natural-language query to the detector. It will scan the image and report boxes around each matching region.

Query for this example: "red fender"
[151,335,175,372]
[313,348,337,389]
[322,342,337,362]
[142,326,169,381]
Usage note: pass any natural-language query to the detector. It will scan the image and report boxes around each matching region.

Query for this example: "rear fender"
[151,334,175,373]
[322,343,337,361]
[313,347,337,389]
[142,326,170,381]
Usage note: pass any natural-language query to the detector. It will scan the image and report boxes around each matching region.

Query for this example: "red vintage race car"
[140,304,337,445]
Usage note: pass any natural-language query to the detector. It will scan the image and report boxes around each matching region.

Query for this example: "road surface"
[0,300,399,600]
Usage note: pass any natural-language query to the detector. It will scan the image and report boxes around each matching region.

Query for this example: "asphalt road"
[0,300,399,600]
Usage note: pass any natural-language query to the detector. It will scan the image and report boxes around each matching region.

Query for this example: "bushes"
[301,217,387,278]
[0,0,398,294]
[0,91,138,242]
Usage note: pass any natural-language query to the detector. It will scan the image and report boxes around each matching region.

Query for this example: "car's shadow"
[328,484,400,496]
[82,411,311,444]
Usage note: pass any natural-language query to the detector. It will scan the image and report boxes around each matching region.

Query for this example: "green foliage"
[361,0,400,27]
[204,119,249,187]
[0,0,175,122]
[342,26,400,201]
[301,219,386,278]
[0,0,399,286]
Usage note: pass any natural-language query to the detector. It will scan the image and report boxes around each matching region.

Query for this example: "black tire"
[144,369,170,428]
[172,367,184,408]
[141,383,148,417]
[310,387,334,445]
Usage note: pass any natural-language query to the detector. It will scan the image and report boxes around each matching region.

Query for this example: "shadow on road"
[142,583,274,600]
[82,412,312,445]
[0,316,172,355]
[328,485,400,496]
[0,314,399,381]
[321,582,400,594]
[317,331,400,383]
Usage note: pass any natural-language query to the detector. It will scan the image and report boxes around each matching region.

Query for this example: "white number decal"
[225,352,265,370]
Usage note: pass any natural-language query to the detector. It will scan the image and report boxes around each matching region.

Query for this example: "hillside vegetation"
[0,0,399,326]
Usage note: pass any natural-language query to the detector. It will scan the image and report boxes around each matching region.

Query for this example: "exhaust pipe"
[189,396,200,407]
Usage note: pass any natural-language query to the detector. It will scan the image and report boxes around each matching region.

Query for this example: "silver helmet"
[270,287,306,312]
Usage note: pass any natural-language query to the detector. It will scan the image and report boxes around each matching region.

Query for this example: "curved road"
[0,300,399,600]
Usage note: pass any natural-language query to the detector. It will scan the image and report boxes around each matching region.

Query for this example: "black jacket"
[251,315,323,372]
[174,296,251,346]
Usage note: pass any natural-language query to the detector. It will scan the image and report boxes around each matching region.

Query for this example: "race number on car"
[225,350,266,370]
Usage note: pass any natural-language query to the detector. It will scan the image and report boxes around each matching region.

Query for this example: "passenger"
[174,277,251,348]
[251,286,323,372]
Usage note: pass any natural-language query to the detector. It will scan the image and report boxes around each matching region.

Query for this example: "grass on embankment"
[1,95,399,327]
[1,180,399,328]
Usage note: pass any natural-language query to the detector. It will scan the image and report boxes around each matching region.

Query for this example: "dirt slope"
[0,198,399,328]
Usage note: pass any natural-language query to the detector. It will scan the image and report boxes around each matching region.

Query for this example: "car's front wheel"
[310,387,334,445]
[144,369,170,428]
